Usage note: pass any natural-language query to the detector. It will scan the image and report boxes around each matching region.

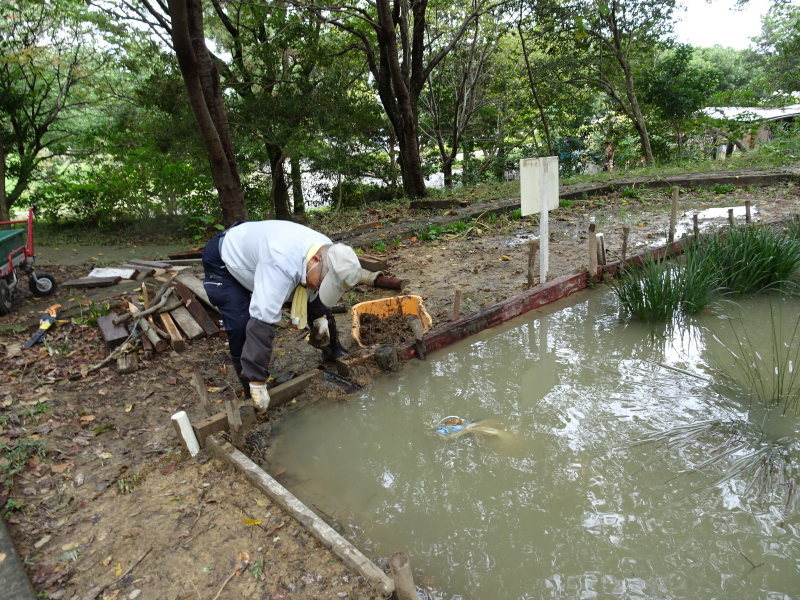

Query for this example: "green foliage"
[1,438,46,489]
[371,240,387,253]
[712,183,735,194]
[697,225,800,296]
[619,187,639,199]
[328,181,396,210]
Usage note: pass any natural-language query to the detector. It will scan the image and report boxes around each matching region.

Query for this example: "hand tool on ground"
[23,304,61,349]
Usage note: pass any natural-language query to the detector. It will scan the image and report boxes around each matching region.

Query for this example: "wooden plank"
[120,264,155,280]
[168,247,202,259]
[162,258,202,266]
[88,267,138,280]
[158,312,185,352]
[173,281,220,335]
[170,305,204,340]
[174,272,212,307]
[97,312,129,350]
[128,302,168,352]
[398,272,589,360]
[192,370,321,444]
[128,258,170,268]
[63,277,120,288]
[205,437,395,597]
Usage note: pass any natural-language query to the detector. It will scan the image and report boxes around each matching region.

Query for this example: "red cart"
[0,205,57,315]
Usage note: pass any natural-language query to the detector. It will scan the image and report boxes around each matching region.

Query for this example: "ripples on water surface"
[268,290,800,599]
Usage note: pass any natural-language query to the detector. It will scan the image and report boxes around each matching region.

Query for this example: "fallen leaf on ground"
[80,415,96,423]
[62,542,79,551]
[234,551,250,575]
[102,555,112,566]
[241,519,262,526]
[124,404,134,413]
[115,563,122,577]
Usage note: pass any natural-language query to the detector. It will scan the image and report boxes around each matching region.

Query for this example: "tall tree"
[0,0,101,220]
[303,0,501,198]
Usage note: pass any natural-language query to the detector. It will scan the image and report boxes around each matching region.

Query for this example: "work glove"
[249,382,271,412]
[309,316,330,349]
[359,269,382,286]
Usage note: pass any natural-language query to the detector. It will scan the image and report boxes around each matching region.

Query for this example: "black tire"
[0,280,13,315]
[29,273,57,297]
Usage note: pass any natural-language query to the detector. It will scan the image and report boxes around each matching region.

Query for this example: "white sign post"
[520,156,559,283]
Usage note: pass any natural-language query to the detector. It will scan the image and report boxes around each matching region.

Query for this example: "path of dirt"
[1,176,799,600]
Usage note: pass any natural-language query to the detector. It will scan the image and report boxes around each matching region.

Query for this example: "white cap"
[318,244,361,306]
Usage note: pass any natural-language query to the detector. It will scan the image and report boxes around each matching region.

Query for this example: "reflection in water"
[267,290,800,600]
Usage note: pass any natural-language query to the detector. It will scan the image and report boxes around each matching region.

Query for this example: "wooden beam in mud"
[205,436,395,597]
[398,272,588,360]
[192,370,321,445]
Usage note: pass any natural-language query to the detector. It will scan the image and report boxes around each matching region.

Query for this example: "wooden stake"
[745,199,751,224]
[527,240,539,289]
[171,411,200,456]
[693,213,700,238]
[116,352,138,374]
[668,186,679,244]
[621,226,630,263]
[192,370,214,417]
[588,223,598,280]
[225,398,243,446]
[453,288,462,319]
[159,312,186,352]
[728,208,735,227]
[389,552,417,600]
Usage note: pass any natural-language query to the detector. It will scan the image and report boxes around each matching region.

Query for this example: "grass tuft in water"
[697,225,800,296]
[707,304,800,416]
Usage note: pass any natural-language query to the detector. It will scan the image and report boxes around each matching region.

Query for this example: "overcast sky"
[673,0,775,49]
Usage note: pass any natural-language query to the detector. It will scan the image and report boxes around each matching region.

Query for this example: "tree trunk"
[290,155,305,220]
[167,0,246,227]
[267,143,291,221]
[621,63,654,165]
[442,156,453,188]
[0,140,7,222]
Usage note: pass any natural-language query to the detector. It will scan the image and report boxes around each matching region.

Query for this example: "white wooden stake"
[520,156,558,284]
[171,411,200,457]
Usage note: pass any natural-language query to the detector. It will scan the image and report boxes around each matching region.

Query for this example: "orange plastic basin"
[350,295,433,348]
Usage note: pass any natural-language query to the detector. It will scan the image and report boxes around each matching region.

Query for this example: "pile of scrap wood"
[96,271,221,373]
[62,258,202,288]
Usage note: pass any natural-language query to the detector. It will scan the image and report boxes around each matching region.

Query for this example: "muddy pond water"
[268,289,800,599]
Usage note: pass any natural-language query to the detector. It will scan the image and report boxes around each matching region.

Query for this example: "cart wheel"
[29,273,57,297]
[0,280,12,315]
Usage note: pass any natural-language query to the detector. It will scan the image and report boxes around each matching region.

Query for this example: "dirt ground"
[1,178,799,600]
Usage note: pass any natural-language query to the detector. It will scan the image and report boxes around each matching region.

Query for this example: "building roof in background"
[702,104,800,121]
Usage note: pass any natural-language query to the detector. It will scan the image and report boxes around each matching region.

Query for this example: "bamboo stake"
[527,239,539,289]
[588,222,598,280]
[693,213,700,238]
[728,208,735,227]
[621,226,630,263]
[745,199,751,224]
[668,186,679,244]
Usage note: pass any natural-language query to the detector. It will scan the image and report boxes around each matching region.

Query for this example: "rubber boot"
[321,315,349,363]
[232,356,251,399]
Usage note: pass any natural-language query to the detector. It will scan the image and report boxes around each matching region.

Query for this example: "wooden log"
[128,302,168,352]
[116,352,138,374]
[453,288,462,319]
[588,223,598,280]
[191,370,214,417]
[404,314,426,359]
[205,437,395,597]
[174,272,212,307]
[168,247,203,259]
[173,281,220,336]
[621,226,630,263]
[668,186,679,244]
[170,306,204,340]
[128,258,170,269]
[158,312,186,352]
[357,254,390,272]
[63,276,120,288]
[374,275,407,290]
[389,552,417,600]
[97,313,129,350]
[527,240,539,289]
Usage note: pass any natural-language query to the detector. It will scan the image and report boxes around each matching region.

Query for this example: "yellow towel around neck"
[290,242,325,329]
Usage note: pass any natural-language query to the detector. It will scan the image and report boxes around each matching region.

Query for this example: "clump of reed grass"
[698,224,800,295]
[612,251,718,321]
[615,224,800,322]
[706,303,800,416]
